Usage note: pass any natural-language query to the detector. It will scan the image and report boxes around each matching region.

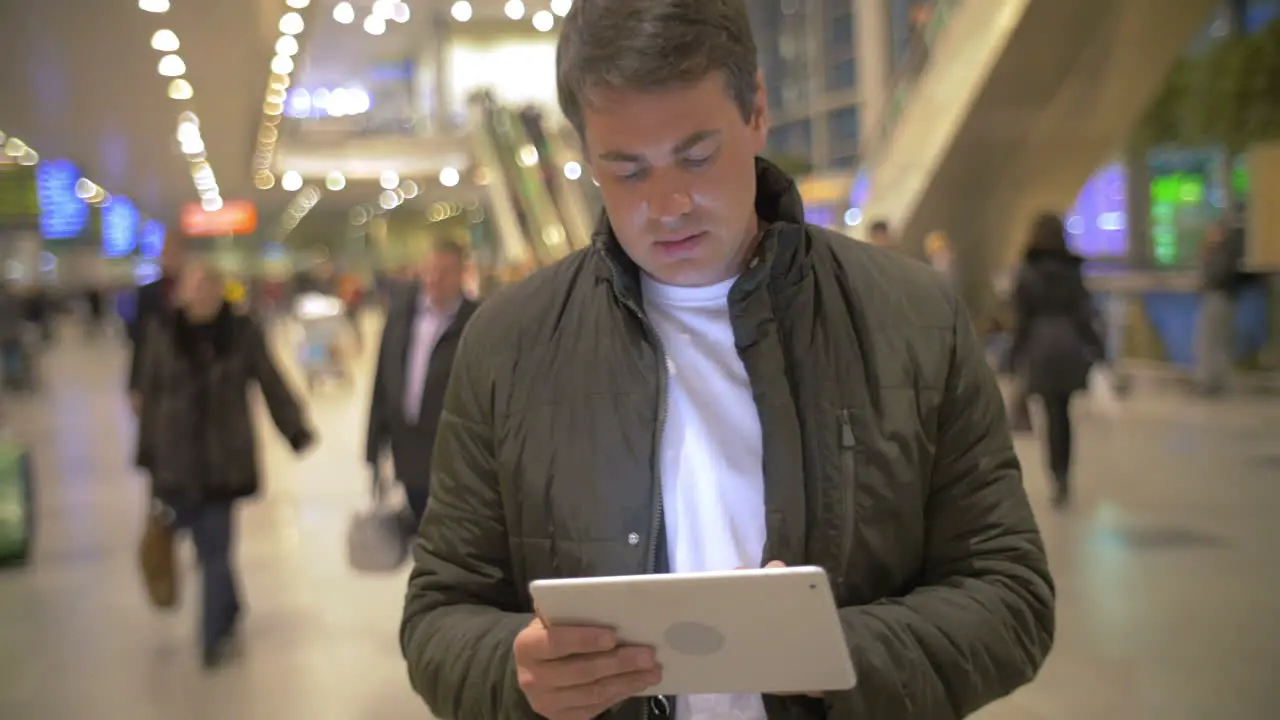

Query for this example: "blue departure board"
[139,219,165,258]
[36,159,89,239]
[101,196,140,257]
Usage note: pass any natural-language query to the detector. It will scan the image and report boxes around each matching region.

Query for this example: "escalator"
[860,0,1219,314]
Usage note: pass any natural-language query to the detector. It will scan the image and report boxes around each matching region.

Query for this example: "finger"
[537,646,656,688]
[765,560,787,569]
[543,667,663,714]
[538,625,619,660]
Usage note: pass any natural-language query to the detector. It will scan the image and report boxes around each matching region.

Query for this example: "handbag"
[347,471,411,573]
[138,500,179,609]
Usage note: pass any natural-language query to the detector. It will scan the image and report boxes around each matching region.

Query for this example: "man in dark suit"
[366,239,478,520]
[128,235,185,413]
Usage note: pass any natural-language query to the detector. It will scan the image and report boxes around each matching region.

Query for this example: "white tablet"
[529,565,857,697]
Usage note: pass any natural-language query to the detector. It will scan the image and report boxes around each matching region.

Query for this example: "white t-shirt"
[642,273,767,720]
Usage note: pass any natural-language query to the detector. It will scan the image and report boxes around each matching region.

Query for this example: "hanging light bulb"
[150,29,180,52]
[333,1,355,23]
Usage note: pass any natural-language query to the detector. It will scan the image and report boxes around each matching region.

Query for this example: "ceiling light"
[439,166,460,187]
[178,110,199,127]
[4,137,28,156]
[158,54,186,77]
[269,73,291,91]
[325,171,346,191]
[180,137,206,155]
[176,121,200,143]
[371,0,395,20]
[563,161,582,180]
[254,172,276,190]
[75,178,98,199]
[532,9,554,31]
[550,0,572,17]
[271,54,295,75]
[392,2,410,23]
[17,149,38,166]
[275,35,299,57]
[167,78,193,100]
[379,190,399,210]
[286,0,310,7]
[201,196,223,212]
[401,180,419,198]
[281,171,303,192]
[279,12,305,35]
[450,1,472,21]
[138,0,170,12]
[380,169,400,190]
[363,14,387,35]
[151,29,180,51]
[504,0,525,20]
[333,1,355,23]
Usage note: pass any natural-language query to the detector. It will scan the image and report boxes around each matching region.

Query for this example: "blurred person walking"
[1011,213,1104,508]
[1195,215,1246,395]
[136,262,314,668]
[366,239,477,522]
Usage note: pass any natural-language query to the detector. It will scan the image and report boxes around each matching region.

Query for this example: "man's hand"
[513,616,662,720]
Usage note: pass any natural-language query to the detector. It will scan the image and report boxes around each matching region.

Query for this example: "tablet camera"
[663,621,726,656]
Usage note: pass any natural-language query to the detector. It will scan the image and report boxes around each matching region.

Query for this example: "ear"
[748,70,770,154]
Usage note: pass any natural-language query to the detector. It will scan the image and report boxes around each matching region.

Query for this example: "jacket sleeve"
[828,293,1055,719]
[247,318,309,445]
[365,302,394,465]
[126,286,151,393]
[400,323,538,720]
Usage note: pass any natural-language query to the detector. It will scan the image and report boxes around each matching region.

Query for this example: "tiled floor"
[1,319,1278,719]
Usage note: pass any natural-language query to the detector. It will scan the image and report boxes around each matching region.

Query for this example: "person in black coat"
[137,262,314,668]
[1011,213,1104,508]
[366,239,477,520]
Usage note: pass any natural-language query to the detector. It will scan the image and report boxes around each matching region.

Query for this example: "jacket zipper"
[837,411,857,590]
[607,273,670,720]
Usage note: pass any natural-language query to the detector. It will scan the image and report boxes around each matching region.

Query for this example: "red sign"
[181,200,258,237]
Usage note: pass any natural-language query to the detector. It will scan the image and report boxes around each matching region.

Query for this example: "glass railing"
[872,0,967,156]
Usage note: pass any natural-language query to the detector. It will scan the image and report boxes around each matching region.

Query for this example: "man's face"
[582,72,769,287]
[177,266,224,321]
[421,250,464,307]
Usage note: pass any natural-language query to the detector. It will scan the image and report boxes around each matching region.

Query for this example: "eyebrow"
[595,130,722,163]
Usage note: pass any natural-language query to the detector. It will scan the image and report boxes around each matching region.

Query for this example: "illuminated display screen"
[101,196,140,258]
[139,219,165,259]
[36,159,90,240]
[1065,164,1128,258]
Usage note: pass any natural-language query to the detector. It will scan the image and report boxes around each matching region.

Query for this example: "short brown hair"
[556,0,759,136]
[430,237,469,262]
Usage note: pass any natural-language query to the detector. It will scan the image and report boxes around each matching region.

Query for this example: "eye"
[618,168,649,182]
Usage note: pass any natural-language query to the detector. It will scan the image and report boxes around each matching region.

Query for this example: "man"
[867,219,892,248]
[401,1,1053,719]
[366,239,477,520]
[128,235,185,412]
[1195,213,1247,395]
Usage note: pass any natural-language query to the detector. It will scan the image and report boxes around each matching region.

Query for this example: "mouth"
[655,231,707,249]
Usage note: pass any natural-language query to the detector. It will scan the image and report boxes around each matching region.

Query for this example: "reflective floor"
[1,319,1277,719]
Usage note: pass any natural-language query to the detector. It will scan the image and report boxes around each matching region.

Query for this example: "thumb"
[764,560,788,569]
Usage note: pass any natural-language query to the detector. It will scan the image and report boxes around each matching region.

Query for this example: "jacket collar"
[592,157,812,307]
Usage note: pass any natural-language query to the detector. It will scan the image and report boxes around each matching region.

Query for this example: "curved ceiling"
[0,0,283,225]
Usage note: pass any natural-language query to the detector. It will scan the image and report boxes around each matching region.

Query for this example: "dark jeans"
[1040,392,1073,485]
[174,501,241,653]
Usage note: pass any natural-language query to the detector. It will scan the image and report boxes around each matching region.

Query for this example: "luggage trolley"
[293,292,351,391]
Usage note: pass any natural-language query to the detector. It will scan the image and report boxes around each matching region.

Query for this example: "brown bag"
[138,504,179,609]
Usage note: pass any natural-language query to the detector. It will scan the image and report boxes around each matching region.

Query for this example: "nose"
[647,170,694,223]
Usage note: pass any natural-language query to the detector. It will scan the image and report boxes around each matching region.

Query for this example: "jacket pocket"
[835,409,857,589]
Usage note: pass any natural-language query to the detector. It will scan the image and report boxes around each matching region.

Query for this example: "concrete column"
[854,0,891,158]
[1125,148,1152,269]
[413,8,454,134]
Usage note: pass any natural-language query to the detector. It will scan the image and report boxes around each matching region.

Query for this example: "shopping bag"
[138,501,179,609]
[347,474,411,573]
[0,442,34,566]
